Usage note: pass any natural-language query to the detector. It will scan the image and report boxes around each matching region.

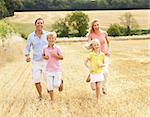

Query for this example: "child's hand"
[97,63,105,67]
[51,51,58,58]
[43,55,49,60]
[88,66,94,72]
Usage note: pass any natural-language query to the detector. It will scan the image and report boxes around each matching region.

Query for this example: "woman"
[87,19,110,95]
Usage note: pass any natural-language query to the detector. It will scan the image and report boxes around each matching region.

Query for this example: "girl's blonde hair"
[85,39,100,50]
[47,32,57,39]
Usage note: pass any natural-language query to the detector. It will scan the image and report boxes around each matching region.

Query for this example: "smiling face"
[91,43,100,51]
[47,35,56,46]
[92,21,100,32]
[35,19,44,31]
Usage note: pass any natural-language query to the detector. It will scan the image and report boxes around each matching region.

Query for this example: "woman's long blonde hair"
[89,19,99,33]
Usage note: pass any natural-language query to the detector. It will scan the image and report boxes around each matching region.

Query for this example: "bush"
[107,24,125,36]
[141,29,150,34]
[67,11,89,37]
[51,11,89,37]
[108,23,150,36]
[51,18,69,37]
[20,32,28,40]
[0,20,15,38]
[0,0,9,19]
[130,29,150,35]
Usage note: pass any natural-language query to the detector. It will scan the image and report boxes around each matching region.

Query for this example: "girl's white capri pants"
[90,73,104,83]
[45,72,61,91]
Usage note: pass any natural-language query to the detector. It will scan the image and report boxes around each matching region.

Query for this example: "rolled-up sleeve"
[25,35,32,56]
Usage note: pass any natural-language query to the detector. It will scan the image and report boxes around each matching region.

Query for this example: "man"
[25,18,48,100]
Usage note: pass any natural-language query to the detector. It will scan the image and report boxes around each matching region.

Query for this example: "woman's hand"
[105,51,111,56]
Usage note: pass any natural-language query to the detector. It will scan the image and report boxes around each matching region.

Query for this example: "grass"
[4,9,150,39]
[0,10,149,116]
[0,38,149,117]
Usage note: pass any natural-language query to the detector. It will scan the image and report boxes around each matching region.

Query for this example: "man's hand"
[26,56,31,62]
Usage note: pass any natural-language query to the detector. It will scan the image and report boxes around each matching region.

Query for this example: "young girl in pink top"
[87,19,110,94]
[43,32,63,101]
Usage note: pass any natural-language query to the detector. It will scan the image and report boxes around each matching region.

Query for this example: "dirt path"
[0,40,150,117]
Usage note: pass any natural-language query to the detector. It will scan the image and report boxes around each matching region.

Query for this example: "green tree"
[51,11,89,37]
[19,0,149,10]
[51,18,70,37]
[0,21,14,38]
[4,0,14,16]
[107,23,125,36]
[0,0,8,19]
[67,11,89,37]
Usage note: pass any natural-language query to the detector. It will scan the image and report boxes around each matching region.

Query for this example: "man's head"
[35,18,44,31]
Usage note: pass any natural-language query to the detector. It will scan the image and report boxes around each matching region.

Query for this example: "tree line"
[0,0,149,19]
[0,0,22,19]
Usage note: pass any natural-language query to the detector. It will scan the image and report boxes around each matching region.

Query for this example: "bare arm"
[105,32,110,50]
[84,58,92,71]
[105,32,111,56]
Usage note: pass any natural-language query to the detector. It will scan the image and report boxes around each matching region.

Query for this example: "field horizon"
[5,9,150,37]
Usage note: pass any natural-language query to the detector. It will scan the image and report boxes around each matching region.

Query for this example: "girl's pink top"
[43,45,62,72]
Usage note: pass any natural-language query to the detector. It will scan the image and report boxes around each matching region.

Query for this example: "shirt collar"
[47,44,57,49]
[33,30,45,36]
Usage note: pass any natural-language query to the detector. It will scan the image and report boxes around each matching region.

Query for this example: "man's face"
[35,20,44,31]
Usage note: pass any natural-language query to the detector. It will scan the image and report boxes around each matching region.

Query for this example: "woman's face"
[35,20,44,31]
[93,21,99,31]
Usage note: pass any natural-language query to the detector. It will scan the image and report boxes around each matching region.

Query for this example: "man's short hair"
[35,18,44,24]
